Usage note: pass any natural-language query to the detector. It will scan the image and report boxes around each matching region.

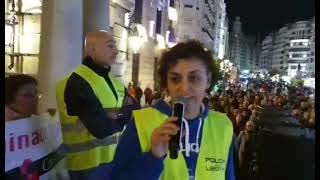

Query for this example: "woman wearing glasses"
[5,74,41,121]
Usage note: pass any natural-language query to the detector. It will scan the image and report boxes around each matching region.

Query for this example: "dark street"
[257,107,315,180]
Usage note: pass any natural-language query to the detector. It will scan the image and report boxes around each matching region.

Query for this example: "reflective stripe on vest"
[133,108,233,180]
[56,65,125,170]
[63,132,120,153]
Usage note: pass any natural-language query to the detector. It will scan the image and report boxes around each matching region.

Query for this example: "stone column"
[37,0,83,113]
[83,0,110,33]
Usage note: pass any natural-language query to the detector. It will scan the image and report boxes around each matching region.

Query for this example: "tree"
[269,68,280,77]
[292,79,304,87]
[211,57,222,85]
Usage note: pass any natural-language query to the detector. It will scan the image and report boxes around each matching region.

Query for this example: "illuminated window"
[149,20,155,37]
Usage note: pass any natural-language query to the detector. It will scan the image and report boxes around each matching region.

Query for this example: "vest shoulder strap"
[207,111,233,130]
[74,65,105,86]
[133,108,168,152]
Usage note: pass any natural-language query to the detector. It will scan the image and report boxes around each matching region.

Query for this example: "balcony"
[288,59,309,64]
[288,47,310,52]
[205,0,215,20]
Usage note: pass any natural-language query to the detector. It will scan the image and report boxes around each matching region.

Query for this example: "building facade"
[229,16,242,68]
[259,33,273,71]
[264,17,315,78]
[214,0,227,59]
[271,26,288,74]
[223,17,230,58]
[246,36,257,71]
[177,0,228,59]
[229,16,257,71]
[109,0,179,90]
[5,0,42,76]
[286,19,315,78]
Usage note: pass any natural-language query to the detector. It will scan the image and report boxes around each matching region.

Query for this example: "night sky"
[226,0,315,39]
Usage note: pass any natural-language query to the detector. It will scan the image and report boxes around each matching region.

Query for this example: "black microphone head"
[169,147,179,159]
[169,99,185,159]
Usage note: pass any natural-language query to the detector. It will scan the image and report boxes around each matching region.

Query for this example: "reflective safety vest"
[133,108,233,180]
[56,65,125,171]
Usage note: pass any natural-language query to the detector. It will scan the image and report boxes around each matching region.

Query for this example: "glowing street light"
[128,23,147,54]
[220,59,233,92]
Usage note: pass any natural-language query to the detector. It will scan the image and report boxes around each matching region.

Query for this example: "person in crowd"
[5,74,40,121]
[56,31,140,180]
[128,81,136,99]
[210,96,220,111]
[217,99,226,112]
[249,108,260,121]
[144,86,153,105]
[203,96,210,107]
[308,109,315,129]
[237,120,257,180]
[235,111,244,135]
[6,74,69,180]
[111,40,235,180]
[151,90,162,106]
[135,83,143,104]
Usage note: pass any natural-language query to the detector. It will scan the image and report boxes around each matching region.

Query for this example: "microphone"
[169,100,185,159]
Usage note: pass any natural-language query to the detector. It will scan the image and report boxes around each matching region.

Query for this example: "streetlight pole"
[220,59,233,93]
[128,0,143,87]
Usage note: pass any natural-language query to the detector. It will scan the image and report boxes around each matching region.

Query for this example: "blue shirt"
[111,100,235,180]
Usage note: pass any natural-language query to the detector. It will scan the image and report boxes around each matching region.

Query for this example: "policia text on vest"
[206,157,226,172]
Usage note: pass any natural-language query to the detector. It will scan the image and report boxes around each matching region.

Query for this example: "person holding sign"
[5,75,40,122]
[56,31,140,180]
[5,75,67,180]
[111,41,235,180]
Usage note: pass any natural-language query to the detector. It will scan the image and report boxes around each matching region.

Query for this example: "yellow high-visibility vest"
[56,65,125,171]
[133,108,233,180]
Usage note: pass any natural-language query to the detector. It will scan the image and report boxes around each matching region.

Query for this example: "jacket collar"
[152,99,209,120]
[82,56,110,76]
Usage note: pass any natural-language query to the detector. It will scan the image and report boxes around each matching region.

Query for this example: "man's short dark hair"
[5,74,38,104]
[158,40,220,90]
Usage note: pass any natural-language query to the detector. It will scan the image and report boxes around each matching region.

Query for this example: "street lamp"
[128,23,147,54]
[127,0,148,86]
[127,22,148,86]
[220,59,233,92]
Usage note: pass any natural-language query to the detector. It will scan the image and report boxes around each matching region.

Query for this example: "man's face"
[166,58,211,113]
[246,121,255,132]
[93,34,118,66]
[236,113,242,124]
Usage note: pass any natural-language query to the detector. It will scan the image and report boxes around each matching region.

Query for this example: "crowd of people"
[127,82,163,107]
[205,80,315,180]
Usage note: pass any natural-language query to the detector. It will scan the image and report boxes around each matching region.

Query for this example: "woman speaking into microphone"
[111,40,235,180]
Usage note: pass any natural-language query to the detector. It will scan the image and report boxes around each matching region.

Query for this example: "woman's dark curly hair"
[5,74,38,104]
[158,40,220,91]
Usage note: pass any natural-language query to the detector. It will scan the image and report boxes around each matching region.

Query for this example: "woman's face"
[236,112,242,125]
[220,100,225,107]
[167,58,211,113]
[309,110,315,123]
[9,83,39,117]
[232,109,239,116]
[292,109,300,118]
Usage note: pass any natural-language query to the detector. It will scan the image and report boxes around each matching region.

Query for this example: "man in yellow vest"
[111,40,235,180]
[56,31,140,180]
